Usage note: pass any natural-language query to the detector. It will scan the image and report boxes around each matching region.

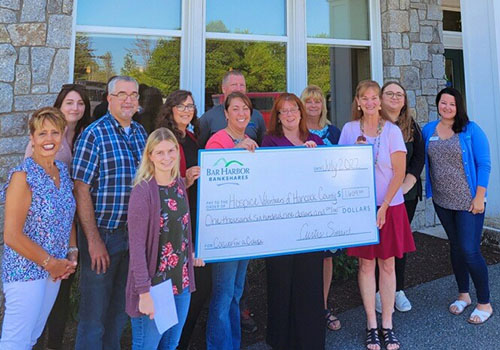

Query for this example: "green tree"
[206,20,230,33]
[74,34,98,80]
[307,45,331,93]
[121,52,139,76]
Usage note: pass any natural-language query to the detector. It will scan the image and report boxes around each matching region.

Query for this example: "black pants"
[376,198,418,291]
[33,272,76,350]
[266,252,325,350]
[177,264,212,350]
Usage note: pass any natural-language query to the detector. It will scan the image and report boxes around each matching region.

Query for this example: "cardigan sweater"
[422,120,491,199]
[126,177,196,318]
[404,119,425,201]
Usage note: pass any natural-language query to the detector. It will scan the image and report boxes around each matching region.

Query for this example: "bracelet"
[41,255,51,268]
[68,247,79,254]
[383,199,390,206]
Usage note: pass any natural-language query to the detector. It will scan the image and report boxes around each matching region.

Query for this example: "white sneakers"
[375,290,412,313]
[395,290,412,312]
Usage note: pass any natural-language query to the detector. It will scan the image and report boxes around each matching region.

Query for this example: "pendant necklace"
[360,118,383,166]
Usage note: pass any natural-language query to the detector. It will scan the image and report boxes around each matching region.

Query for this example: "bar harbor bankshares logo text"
[206,158,251,186]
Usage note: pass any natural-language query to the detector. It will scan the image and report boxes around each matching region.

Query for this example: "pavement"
[245,263,500,350]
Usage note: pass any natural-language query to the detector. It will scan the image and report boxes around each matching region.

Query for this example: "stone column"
[380,0,446,230]
[0,0,74,304]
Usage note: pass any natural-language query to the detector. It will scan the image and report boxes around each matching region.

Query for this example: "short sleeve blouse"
[339,120,407,206]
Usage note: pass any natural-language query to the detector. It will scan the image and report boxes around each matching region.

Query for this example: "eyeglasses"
[175,104,196,112]
[279,107,300,115]
[110,92,139,101]
[384,91,405,100]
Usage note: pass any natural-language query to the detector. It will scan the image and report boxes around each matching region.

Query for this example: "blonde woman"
[338,80,415,350]
[0,107,77,349]
[126,128,204,350]
[300,85,341,145]
[300,85,342,331]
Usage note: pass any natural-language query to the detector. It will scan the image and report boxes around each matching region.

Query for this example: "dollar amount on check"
[195,145,378,262]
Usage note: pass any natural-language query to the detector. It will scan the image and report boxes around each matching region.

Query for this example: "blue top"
[422,120,491,199]
[0,158,76,283]
[72,113,147,229]
[308,124,341,146]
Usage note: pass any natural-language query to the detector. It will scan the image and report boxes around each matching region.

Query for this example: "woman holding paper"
[126,128,203,350]
[262,93,326,350]
[205,91,258,350]
[338,80,415,350]
[156,90,208,350]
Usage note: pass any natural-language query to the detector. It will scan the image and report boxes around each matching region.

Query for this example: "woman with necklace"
[0,107,78,349]
[262,93,325,350]
[126,128,203,349]
[26,84,92,350]
[205,91,258,350]
[338,80,415,350]
[300,85,342,332]
[423,87,492,325]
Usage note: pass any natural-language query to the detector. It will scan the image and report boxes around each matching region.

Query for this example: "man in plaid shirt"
[72,76,147,350]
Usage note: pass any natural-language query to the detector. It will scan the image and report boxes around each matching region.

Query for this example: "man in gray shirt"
[198,70,267,148]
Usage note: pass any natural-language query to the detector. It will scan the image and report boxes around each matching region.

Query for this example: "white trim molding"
[443,30,462,50]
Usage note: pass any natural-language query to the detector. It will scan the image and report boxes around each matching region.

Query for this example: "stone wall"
[0,0,74,240]
[380,0,447,230]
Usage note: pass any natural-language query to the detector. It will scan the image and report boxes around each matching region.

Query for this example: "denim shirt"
[422,120,491,199]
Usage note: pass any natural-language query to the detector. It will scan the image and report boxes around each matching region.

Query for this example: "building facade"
[0,0,500,269]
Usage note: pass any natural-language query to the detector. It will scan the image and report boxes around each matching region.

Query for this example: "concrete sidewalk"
[246,263,499,350]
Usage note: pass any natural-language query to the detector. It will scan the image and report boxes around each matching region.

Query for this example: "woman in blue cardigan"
[423,87,492,324]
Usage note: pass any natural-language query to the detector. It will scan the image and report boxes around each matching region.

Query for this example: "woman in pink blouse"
[338,80,415,350]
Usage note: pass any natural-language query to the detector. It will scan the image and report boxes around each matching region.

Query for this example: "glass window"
[204,39,286,125]
[307,0,369,40]
[206,0,286,36]
[443,10,461,32]
[307,45,370,128]
[76,0,181,30]
[74,33,180,104]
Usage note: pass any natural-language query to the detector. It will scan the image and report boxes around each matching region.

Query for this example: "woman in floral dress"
[126,127,204,350]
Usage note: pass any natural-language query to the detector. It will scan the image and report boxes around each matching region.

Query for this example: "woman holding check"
[338,80,415,350]
[126,128,203,350]
[0,107,77,349]
[204,91,258,350]
[262,93,326,350]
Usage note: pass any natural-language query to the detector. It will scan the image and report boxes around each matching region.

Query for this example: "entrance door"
[444,49,466,102]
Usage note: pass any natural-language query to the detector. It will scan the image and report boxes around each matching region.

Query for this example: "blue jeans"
[434,203,490,304]
[75,226,130,350]
[131,288,191,350]
[206,260,249,350]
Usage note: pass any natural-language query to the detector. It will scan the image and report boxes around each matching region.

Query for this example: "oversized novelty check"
[195,145,378,262]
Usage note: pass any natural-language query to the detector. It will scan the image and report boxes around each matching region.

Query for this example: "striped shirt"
[72,113,147,229]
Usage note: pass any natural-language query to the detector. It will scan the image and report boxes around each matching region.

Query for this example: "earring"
[357,106,361,111]
[278,119,281,123]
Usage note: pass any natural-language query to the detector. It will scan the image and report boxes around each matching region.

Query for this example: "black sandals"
[381,328,401,350]
[365,328,381,350]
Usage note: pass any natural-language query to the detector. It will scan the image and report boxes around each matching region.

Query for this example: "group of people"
[0,69,493,350]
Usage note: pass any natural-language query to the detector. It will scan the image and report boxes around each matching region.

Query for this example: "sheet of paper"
[150,279,178,334]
